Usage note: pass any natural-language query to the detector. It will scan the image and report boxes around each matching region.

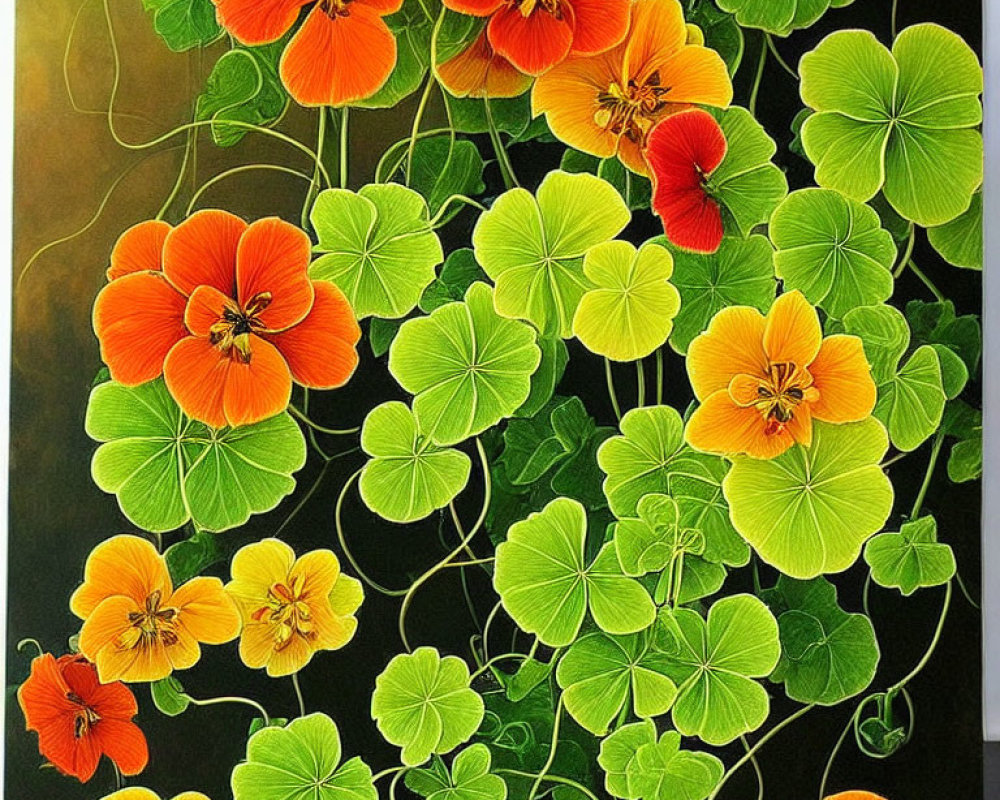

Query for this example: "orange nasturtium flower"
[438,30,534,99]
[685,291,877,460]
[532,0,732,175]
[102,791,209,800]
[93,211,361,429]
[211,0,403,107]
[18,653,148,783]
[225,539,363,677]
[71,536,241,684]
[442,0,631,77]
[825,794,888,800]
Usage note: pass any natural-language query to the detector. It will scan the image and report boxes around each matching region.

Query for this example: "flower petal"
[70,535,172,619]
[263,281,360,389]
[808,334,878,423]
[488,4,574,76]
[360,0,404,12]
[212,0,309,45]
[291,550,341,601]
[223,337,293,427]
[92,719,149,777]
[162,210,246,297]
[236,217,314,333]
[442,0,504,14]
[686,389,795,459]
[18,655,75,732]
[163,337,229,429]
[238,622,277,670]
[164,626,202,673]
[622,0,687,84]
[280,4,397,107]
[656,45,734,108]
[107,220,171,280]
[184,285,232,338]
[93,273,189,386]
[228,538,297,602]
[329,574,364,617]
[438,30,533,99]
[567,0,630,56]
[171,577,242,645]
[310,599,359,651]
[79,596,140,669]
[687,306,768,401]
[763,290,823,368]
[265,633,315,677]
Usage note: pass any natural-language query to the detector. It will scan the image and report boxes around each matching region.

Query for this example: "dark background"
[7,1,985,798]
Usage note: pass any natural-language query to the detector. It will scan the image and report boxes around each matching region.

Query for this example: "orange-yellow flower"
[71,536,241,684]
[225,539,363,678]
[685,291,877,460]
[438,30,534,99]
[532,0,732,175]
[102,791,209,800]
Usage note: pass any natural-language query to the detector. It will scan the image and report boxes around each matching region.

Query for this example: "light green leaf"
[390,282,541,446]
[724,418,893,578]
[626,732,724,800]
[310,184,444,319]
[763,577,879,705]
[573,241,680,363]
[949,436,982,483]
[687,2,744,75]
[372,647,485,767]
[231,713,377,800]
[494,497,655,647]
[473,171,631,338]
[770,188,896,319]
[664,235,776,355]
[657,595,781,746]
[598,720,657,800]
[556,630,678,736]
[359,402,471,523]
[405,744,507,800]
[151,676,190,717]
[613,494,699,578]
[864,516,956,595]
[560,149,652,211]
[800,24,983,226]
[141,0,222,52]
[928,191,982,270]
[716,0,853,36]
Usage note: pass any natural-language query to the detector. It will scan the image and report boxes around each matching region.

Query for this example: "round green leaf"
[556,630,678,736]
[473,170,631,338]
[928,191,982,270]
[231,713,376,800]
[625,732,724,800]
[716,0,853,36]
[143,0,222,52]
[770,188,896,319]
[494,497,656,647]
[86,379,306,533]
[573,241,681,363]
[800,24,983,226]
[372,647,485,767]
[613,494,699,578]
[359,401,471,523]
[658,595,781,746]
[390,282,541,446]
[763,576,879,705]
[598,720,657,800]
[150,676,190,717]
[724,417,894,579]
[405,744,507,800]
[665,235,776,355]
[864,515,956,596]
[310,183,444,319]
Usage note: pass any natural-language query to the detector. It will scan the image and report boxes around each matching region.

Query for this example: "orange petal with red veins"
[763,290,823,368]
[93,273,189,386]
[264,281,360,389]
[442,0,504,14]
[185,285,232,338]
[163,209,246,297]
[439,30,533,99]
[92,719,149,776]
[567,0,630,55]
[686,389,795,459]
[622,0,687,84]
[280,4,397,107]
[212,0,309,45]
[488,3,574,76]
[687,306,768,401]
[236,217,314,333]
[164,336,292,428]
[70,535,173,619]
[107,220,171,280]
[808,334,877,423]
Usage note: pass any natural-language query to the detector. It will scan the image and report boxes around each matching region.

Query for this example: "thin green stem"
[911,431,945,519]
[375,128,454,183]
[291,673,306,718]
[818,705,863,800]
[339,107,350,189]
[749,34,768,117]
[444,557,496,569]
[765,34,797,79]
[187,694,271,726]
[862,573,873,618]
[605,359,623,421]
[17,638,44,658]
[636,360,646,408]
[891,0,900,40]
[470,652,529,682]
[188,164,313,217]
[484,96,519,189]
[288,403,360,436]
[273,458,335,538]
[656,349,664,406]
[498,770,600,800]
[887,581,952,696]
[389,768,407,800]
[406,74,437,186]
[908,261,945,301]
[708,704,816,800]
[893,223,917,277]
[527,697,565,800]
[373,765,407,783]
[881,450,909,468]
[955,570,980,610]
[156,124,194,220]
[429,194,488,228]
[482,600,503,662]
[336,470,409,597]
[113,762,124,791]
[301,108,327,228]
[740,736,765,800]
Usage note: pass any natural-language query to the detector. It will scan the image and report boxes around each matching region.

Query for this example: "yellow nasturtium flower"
[71,535,241,684]
[225,539,363,677]
[101,790,210,800]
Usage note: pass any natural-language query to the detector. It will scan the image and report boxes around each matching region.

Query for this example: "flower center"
[751,362,815,436]
[595,73,672,143]
[251,574,315,652]
[514,0,562,17]
[66,692,101,739]
[319,0,352,17]
[121,589,181,650]
[209,292,272,363]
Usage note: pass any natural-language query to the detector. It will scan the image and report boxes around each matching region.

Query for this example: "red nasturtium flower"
[442,0,631,76]
[685,291,877,460]
[93,211,361,429]
[645,108,727,254]
[532,0,732,175]
[438,30,534,99]
[211,0,403,106]
[18,653,148,783]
